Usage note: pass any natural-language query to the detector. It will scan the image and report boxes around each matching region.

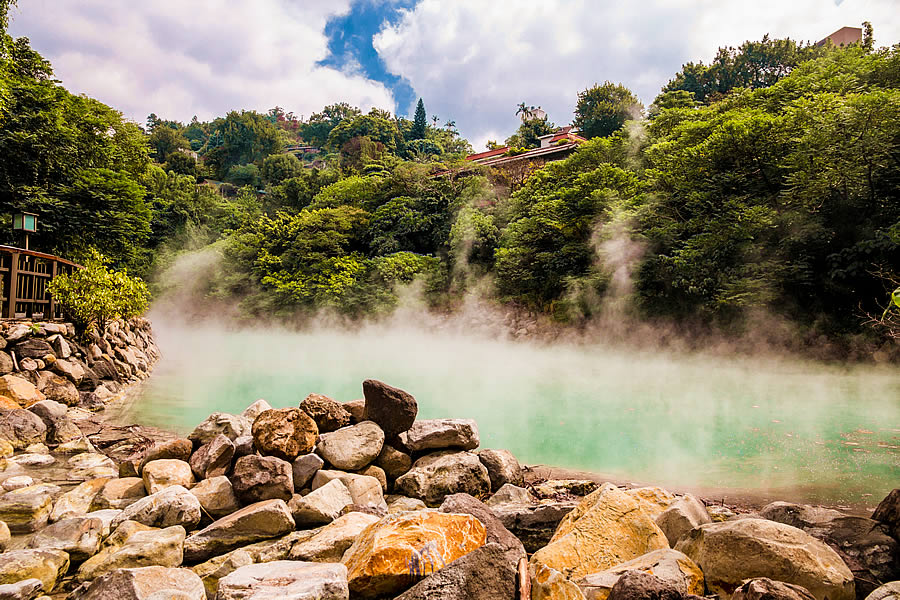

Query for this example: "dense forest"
[1,3,898,354]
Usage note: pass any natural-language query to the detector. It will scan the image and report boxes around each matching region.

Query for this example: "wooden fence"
[0,246,80,320]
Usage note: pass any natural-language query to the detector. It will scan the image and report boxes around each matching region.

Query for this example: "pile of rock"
[0,377,896,600]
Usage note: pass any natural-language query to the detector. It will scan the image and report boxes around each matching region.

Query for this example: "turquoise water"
[125,318,900,508]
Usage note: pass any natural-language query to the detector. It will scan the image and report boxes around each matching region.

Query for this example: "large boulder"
[605,570,683,600]
[187,413,250,447]
[111,485,202,531]
[655,494,711,547]
[0,549,69,594]
[289,512,381,562]
[0,376,45,408]
[289,479,353,526]
[188,434,234,480]
[51,477,111,521]
[52,358,86,385]
[70,566,206,600]
[341,510,486,598]
[361,380,417,437]
[311,471,386,511]
[12,339,53,360]
[0,409,46,448]
[575,548,704,600]
[217,561,349,600]
[732,578,817,600]
[183,499,295,563]
[439,493,526,568]
[873,489,900,541]
[865,582,900,600]
[489,496,577,554]
[394,451,491,506]
[292,453,324,490]
[251,408,318,461]
[37,373,79,407]
[27,515,103,562]
[231,455,293,504]
[189,476,240,519]
[530,483,669,580]
[395,543,516,600]
[142,459,195,495]
[140,439,193,471]
[77,523,187,581]
[68,452,117,480]
[477,449,523,491]
[0,484,54,533]
[316,421,385,471]
[300,393,352,433]
[93,477,147,511]
[400,419,480,452]
[675,518,855,600]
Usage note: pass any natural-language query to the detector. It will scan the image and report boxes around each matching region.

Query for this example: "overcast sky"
[8,0,900,150]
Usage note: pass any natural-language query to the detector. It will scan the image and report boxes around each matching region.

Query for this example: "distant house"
[285,144,320,156]
[465,126,587,168]
[817,27,862,47]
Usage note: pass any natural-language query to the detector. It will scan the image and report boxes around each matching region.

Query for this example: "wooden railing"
[0,246,80,320]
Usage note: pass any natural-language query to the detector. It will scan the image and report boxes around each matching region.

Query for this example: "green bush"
[47,250,150,336]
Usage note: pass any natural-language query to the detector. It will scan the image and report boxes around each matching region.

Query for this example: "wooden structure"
[0,246,80,320]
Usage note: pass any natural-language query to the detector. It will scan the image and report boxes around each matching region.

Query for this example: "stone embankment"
[0,375,896,600]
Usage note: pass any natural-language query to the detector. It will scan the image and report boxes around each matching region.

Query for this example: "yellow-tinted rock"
[0,375,44,407]
[532,562,587,600]
[342,510,486,599]
[0,440,12,458]
[0,549,69,592]
[624,486,677,520]
[575,548,704,600]
[532,483,668,579]
[0,396,19,411]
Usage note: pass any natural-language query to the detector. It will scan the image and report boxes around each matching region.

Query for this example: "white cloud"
[375,0,900,150]
[8,0,396,125]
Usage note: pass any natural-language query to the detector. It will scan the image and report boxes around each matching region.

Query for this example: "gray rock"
[69,566,206,600]
[394,450,491,506]
[216,561,349,600]
[311,471,386,511]
[477,449,523,491]
[486,483,535,507]
[873,488,900,541]
[387,496,427,514]
[606,570,683,600]
[292,453,324,490]
[656,494,711,547]
[439,493,526,568]
[300,393,352,433]
[0,485,54,533]
[866,582,900,600]
[0,410,46,449]
[489,498,577,553]
[8,453,54,467]
[92,478,147,511]
[315,421,384,471]
[575,548,705,599]
[395,543,516,600]
[289,479,353,526]
[183,499,295,563]
[27,515,102,562]
[13,339,53,360]
[67,452,117,480]
[25,399,67,425]
[375,445,411,480]
[361,379,417,437]
[231,436,254,459]
[0,579,43,600]
[231,455,293,504]
[342,399,366,424]
[188,434,234,480]
[77,524,187,581]
[400,419,480,452]
[111,485,202,531]
[239,399,272,423]
[288,512,380,562]
[733,578,817,600]
[51,358,85,385]
[187,413,251,446]
[190,476,241,519]
[0,353,13,377]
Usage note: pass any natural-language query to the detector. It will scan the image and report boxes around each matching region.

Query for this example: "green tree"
[574,82,643,139]
[325,114,404,154]
[163,151,200,177]
[148,126,189,161]
[260,153,302,185]
[505,116,556,149]
[410,98,427,140]
[301,102,361,148]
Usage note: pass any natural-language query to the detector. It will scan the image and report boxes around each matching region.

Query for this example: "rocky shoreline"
[0,321,896,599]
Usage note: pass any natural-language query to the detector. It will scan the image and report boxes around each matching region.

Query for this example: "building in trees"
[817,26,862,47]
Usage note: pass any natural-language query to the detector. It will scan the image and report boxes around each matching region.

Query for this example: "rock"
[395,543,516,600]
[707,505,736,522]
[292,453,324,490]
[866,582,900,600]
[27,398,81,441]
[532,479,599,499]
[394,451,491,506]
[311,471,386,511]
[290,512,381,562]
[143,459,195,495]
[231,436,253,459]
[605,570,683,600]
[400,419,480,452]
[0,549,69,593]
[231,455,293,504]
[183,499,295,563]
[656,494,711,547]
[477,449,523,491]
[27,515,102,562]
[70,566,206,600]
[189,476,240,519]
[0,354,13,377]
[36,374,78,407]
[530,483,669,579]
[2,475,34,491]
[18,358,39,372]
[51,478,111,521]
[732,578,817,600]
[316,421,384,471]
[84,509,122,538]
[140,439,194,471]
[387,496,427,514]
[300,393,352,433]
[0,579,43,600]
[26,399,66,425]
[47,335,71,359]
[375,445,411,480]
[0,485,54,533]
[531,562,588,600]
[0,441,11,458]
[490,497,577,554]
[217,561,348,600]
[487,483,535,506]
[624,487,678,520]
[68,452,117,480]
[361,380,417,437]
[675,518,855,600]
[77,523,186,581]
[93,478,147,511]
[187,413,251,447]
[0,520,8,551]
[188,434,234,480]
[873,489,900,541]
[342,399,366,423]
[439,493,526,568]
[8,454,53,467]
[13,340,53,360]
[111,485,202,530]
[51,358,85,385]
[239,399,272,423]
[0,410,46,448]
[251,408,318,461]
[575,548,705,600]
[356,465,387,491]
[760,501,898,598]
[289,479,353,526]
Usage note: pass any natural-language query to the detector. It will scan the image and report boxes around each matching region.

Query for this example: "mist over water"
[126,311,900,510]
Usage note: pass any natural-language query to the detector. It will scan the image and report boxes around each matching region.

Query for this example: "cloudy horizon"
[9,0,900,150]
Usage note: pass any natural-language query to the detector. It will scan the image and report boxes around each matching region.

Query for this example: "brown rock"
[140,438,193,471]
[188,434,234,480]
[183,499,295,563]
[575,548,705,600]
[342,510,486,598]
[231,454,293,504]
[733,578,817,600]
[142,459,195,495]
[606,570,683,600]
[362,380,417,437]
[375,444,411,480]
[873,488,900,541]
[439,493,526,568]
[92,477,147,510]
[300,393,352,433]
[343,399,366,423]
[251,408,318,461]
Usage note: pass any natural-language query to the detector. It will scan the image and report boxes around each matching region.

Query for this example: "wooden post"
[49,259,58,320]
[518,557,531,600]
[4,252,19,319]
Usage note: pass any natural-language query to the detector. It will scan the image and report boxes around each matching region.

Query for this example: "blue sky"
[8,0,900,150]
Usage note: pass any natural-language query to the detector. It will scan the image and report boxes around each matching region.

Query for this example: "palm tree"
[516,102,535,121]
[431,115,439,126]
